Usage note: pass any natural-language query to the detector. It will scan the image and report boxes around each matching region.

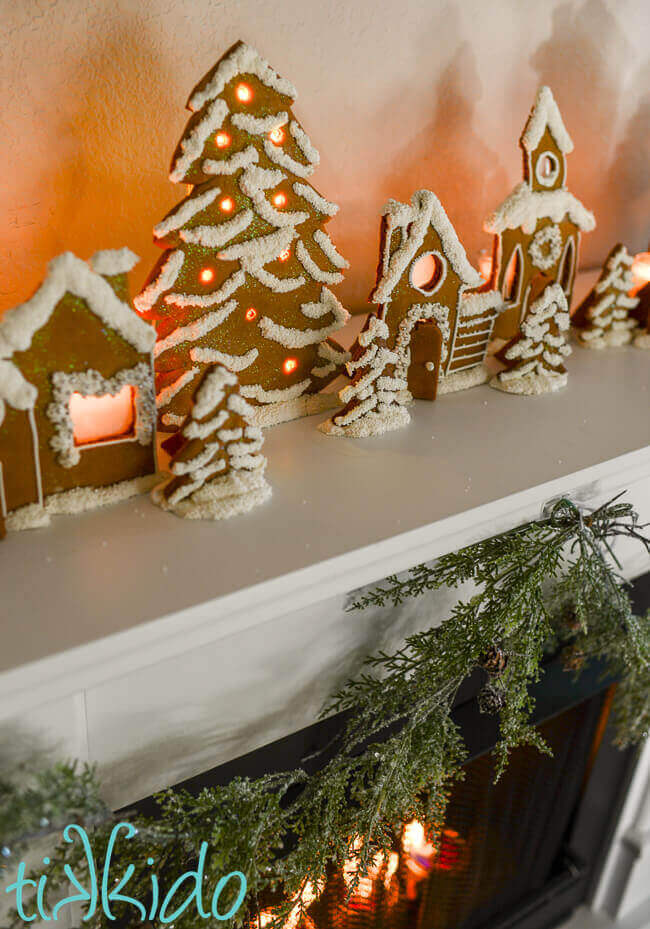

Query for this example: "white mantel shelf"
[1,335,650,719]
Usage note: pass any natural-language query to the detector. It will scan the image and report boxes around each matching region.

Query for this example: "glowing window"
[410,251,447,295]
[502,247,522,303]
[70,386,135,446]
[535,151,560,187]
[235,83,253,103]
[559,237,575,295]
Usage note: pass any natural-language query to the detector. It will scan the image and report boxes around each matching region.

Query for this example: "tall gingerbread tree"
[572,244,639,348]
[152,363,271,519]
[492,283,571,395]
[136,41,349,432]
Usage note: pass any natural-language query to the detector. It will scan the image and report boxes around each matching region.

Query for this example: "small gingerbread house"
[371,190,502,400]
[0,249,156,529]
[485,86,596,340]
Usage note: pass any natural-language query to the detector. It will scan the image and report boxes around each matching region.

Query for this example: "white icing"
[192,364,238,419]
[203,146,259,176]
[239,166,310,227]
[227,392,256,417]
[154,188,220,239]
[292,183,338,216]
[311,339,350,379]
[134,250,185,313]
[259,288,348,347]
[460,290,505,317]
[180,209,254,247]
[231,111,289,134]
[528,223,563,270]
[170,98,229,183]
[190,346,259,371]
[241,379,311,402]
[576,245,640,346]
[165,270,246,307]
[47,363,155,468]
[313,230,349,269]
[249,267,305,292]
[89,247,139,276]
[521,86,574,155]
[289,121,320,165]
[0,360,37,427]
[1,252,155,355]
[188,43,296,113]
[161,412,185,427]
[154,469,271,520]
[263,139,314,178]
[484,182,596,235]
[295,241,344,284]
[156,367,200,408]
[184,409,229,439]
[634,331,650,350]
[394,303,450,375]
[372,190,482,304]
[154,301,237,358]
[218,226,294,263]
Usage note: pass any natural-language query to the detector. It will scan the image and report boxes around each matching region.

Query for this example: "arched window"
[502,246,523,304]
[535,151,561,187]
[410,251,447,295]
[558,236,576,296]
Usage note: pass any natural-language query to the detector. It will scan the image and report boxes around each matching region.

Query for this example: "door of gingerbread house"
[407,319,443,401]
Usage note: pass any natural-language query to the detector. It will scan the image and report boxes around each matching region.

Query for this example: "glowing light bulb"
[220,197,234,213]
[235,82,253,103]
[245,307,257,321]
[269,126,285,145]
[215,132,231,148]
[631,252,650,294]
[279,247,291,262]
[273,192,287,208]
[283,357,298,375]
[199,267,215,284]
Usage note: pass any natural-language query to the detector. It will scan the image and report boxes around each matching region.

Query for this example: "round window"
[535,151,560,187]
[410,251,447,295]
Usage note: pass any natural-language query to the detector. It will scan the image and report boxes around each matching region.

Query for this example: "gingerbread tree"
[320,315,408,437]
[492,282,571,395]
[573,244,639,348]
[152,363,271,519]
[136,41,349,433]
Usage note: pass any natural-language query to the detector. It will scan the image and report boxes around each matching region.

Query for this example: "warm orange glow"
[272,192,287,207]
[215,132,231,148]
[220,196,234,213]
[269,126,285,145]
[70,386,135,446]
[245,307,257,321]
[199,267,215,284]
[235,82,253,103]
[283,357,299,374]
[257,881,321,929]
[279,247,291,262]
[478,253,493,282]
[631,252,650,294]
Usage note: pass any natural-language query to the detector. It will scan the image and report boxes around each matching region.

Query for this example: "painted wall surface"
[1,0,649,318]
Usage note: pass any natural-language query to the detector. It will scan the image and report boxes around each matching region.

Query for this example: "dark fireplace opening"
[130,573,649,929]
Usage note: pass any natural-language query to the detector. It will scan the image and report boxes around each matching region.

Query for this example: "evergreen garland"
[3,496,649,929]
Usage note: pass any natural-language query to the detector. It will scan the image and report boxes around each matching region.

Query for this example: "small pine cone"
[562,645,585,672]
[480,645,508,677]
[478,683,506,715]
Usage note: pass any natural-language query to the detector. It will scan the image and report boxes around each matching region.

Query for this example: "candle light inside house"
[478,251,493,282]
[631,252,650,294]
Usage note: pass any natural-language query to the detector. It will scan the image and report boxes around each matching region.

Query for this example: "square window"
[69,385,136,446]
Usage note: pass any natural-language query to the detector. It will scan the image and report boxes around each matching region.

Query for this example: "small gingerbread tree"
[573,244,639,348]
[492,283,571,395]
[152,363,271,519]
[136,41,349,433]
[320,315,409,436]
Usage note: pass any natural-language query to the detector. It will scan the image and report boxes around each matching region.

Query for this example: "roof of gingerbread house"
[460,288,505,318]
[521,85,574,155]
[484,182,596,235]
[372,190,482,304]
[0,251,154,360]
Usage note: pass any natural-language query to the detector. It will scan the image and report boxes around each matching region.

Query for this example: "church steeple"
[519,86,573,193]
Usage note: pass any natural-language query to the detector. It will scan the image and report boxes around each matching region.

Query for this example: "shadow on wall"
[529,0,644,265]
[0,6,178,314]
[378,5,509,277]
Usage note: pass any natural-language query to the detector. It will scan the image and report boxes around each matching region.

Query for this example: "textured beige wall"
[1,0,648,317]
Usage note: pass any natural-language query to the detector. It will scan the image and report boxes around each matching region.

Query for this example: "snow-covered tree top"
[188,42,297,114]
[372,189,482,304]
[521,86,574,155]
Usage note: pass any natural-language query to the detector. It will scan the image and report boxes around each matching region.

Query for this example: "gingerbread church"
[0,250,156,530]
[485,86,596,340]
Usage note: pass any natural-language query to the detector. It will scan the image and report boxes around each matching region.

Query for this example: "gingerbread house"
[485,86,596,340]
[0,249,156,529]
[372,190,503,400]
